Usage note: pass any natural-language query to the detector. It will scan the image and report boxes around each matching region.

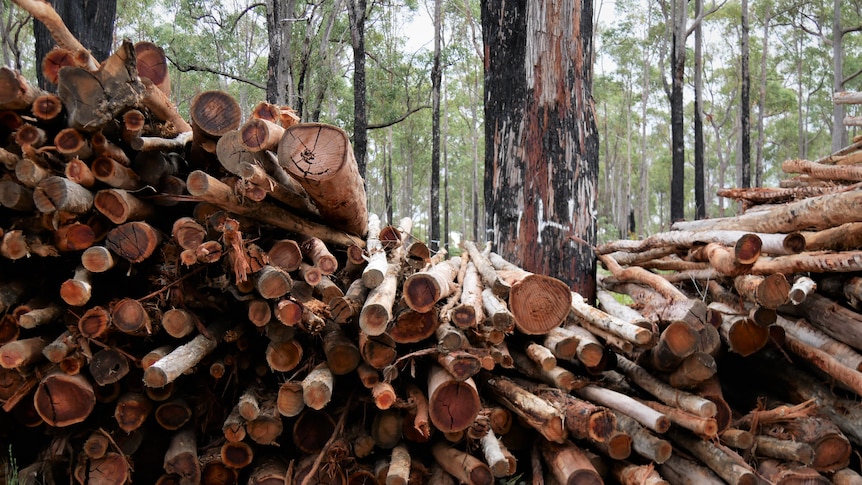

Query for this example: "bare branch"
[685,0,727,38]
[167,56,266,90]
[368,105,431,130]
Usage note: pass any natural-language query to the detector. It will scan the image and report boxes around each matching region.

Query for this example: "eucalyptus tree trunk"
[740,0,751,188]
[755,4,772,188]
[34,0,116,89]
[430,0,443,252]
[694,0,705,219]
[265,0,297,105]
[347,0,368,179]
[670,0,687,222]
[832,0,848,152]
[638,2,653,236]
[482,0,598,301]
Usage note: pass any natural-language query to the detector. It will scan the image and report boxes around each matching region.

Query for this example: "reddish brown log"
[54,127,93,158]
[0,337,46,369]
[427,364,481,433]
[15,124,47,148]
[668,429,757,485]
[482,374,565,442]
[94,189,154,224]
[114,392,153,433]
[0,66,42,109]
[431,441,493,485]
[33,371,95,427]
[109,297,151,335]
[155,399,193,430]
[220,441,253,470]
[62,158,95,190]
[491,259,571,334]
[301,237,338,275]
[105,221,161,264]
[540,440,603,485]
[240,118,285,152]
[162,308,197,339]
[403,258,460,313]
[81,245,117,273]
[279,123,369,236]
[31,92,63,121]
[302,362,334,410]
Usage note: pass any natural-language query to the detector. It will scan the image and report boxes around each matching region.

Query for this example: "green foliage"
[3,445,17,485]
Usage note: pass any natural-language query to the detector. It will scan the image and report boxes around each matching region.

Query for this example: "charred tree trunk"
[482,0,598,300]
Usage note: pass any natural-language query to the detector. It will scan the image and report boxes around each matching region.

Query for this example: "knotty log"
[279,123,368,236]
[481,374,565,442]
[615,355,716,418]
[144,320,229,387]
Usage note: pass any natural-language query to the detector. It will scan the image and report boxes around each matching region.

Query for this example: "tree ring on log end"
[34,373,95,427]
[509,274,572,335]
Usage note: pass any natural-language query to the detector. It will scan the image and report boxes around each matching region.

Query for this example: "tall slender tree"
[482,0,598,300]
[741,0,751,188]
[694,0,706,218]
[347,0,368,179]
[430,0,443,252]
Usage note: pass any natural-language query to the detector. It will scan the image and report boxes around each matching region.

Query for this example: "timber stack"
[2,3,862,485]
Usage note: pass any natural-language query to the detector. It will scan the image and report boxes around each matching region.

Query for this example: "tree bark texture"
[482,0,598,300]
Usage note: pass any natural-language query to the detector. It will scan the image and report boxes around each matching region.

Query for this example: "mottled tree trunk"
[265,0,297,105]
[694,0,705,219]
[670,0,686,221]
[347,0,368,179]
[482,0,598,301]
[740,0,751,188]
[34,0,116,89]
[430,0,442,252]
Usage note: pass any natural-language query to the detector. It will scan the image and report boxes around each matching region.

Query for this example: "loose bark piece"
[279,123,369,236]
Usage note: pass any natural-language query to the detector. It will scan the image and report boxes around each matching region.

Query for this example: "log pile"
[592,142,862,482]
[2,4,862,484]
